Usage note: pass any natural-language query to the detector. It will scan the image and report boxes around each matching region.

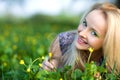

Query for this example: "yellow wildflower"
[19,60,25,65]
[3,62,7,67]
[49,52,52,58]
[42,56,45,60]
[88,47,94,53]
[26,68,30,72]
[39,63,42,67]
[12,45,17,50]
[4,31,9,37]
[32,38,37,45]
[13,36,19,43]
[59,78,63,80]
[87,47,94,63]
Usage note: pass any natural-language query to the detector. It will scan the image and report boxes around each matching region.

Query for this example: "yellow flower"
[41,56,45,60]
[39,63,42,67]
[26,68,30,72]
[88,47,94,53]
[13,36,19,43]
[49,52,52,58]
[87,47,94,63]
[12,45,17,50]
[32,38,37,45]
[59,78,63,80]
[19,60,25,65]
[3,62,7,67]
[4,31,9,37]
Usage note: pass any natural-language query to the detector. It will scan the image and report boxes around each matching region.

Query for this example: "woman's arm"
[42,36,62,71]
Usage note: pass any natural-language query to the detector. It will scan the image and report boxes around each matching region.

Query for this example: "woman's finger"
[42,60,54,71]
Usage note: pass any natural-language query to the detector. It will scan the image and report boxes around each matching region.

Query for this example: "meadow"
[0,14,78,79]
[0,14,120,80]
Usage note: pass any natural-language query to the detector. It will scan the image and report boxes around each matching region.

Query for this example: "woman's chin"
[75,41,88,50]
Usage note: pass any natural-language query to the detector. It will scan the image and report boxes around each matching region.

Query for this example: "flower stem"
[87,52,92,63]
[30,57,40,67]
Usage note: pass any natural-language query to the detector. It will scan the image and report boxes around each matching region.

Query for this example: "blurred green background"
[0,0,119,79]
[0,11,80,80]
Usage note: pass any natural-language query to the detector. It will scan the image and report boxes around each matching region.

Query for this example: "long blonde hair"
[62,2,120,73]
[102,4,120,73]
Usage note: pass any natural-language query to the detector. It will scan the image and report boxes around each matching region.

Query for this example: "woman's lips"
[77,37,87,45]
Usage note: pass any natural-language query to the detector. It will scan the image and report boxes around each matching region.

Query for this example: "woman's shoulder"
[59,30,77,45]
[59,30,77,39]
[58,30,77,54]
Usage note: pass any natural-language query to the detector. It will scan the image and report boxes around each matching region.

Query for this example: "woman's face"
[75,9,107,50]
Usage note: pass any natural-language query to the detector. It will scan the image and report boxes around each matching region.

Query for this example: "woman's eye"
[82,20,87,27]
[91,31,98,37]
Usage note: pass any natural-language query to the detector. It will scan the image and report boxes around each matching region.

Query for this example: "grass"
[0,14,120,80]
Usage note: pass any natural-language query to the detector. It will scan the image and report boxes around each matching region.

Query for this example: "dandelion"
[19,60,25,65]
[87,47,94,63]
[39,63,42,67]
[26,67,31,72]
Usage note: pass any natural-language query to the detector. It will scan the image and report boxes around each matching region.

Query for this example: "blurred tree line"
[0,0,120,16]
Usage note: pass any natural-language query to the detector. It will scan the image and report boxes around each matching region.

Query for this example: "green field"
[0,14,119,80]
[0,14,80,79]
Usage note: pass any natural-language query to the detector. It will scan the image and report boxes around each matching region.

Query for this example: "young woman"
[42,2,120,74]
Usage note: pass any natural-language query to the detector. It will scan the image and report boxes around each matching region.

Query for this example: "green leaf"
[71,69,82,80]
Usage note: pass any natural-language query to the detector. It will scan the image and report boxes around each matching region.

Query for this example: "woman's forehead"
[86,9,107,37]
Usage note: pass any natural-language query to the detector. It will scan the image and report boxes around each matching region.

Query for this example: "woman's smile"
[75,36,89,50]
[77,37,88,45]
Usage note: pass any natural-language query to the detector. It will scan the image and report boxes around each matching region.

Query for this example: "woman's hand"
[42,58,57,71]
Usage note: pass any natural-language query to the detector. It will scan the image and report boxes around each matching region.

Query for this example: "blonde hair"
[62,2,120,73]
[102,4,120,73]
